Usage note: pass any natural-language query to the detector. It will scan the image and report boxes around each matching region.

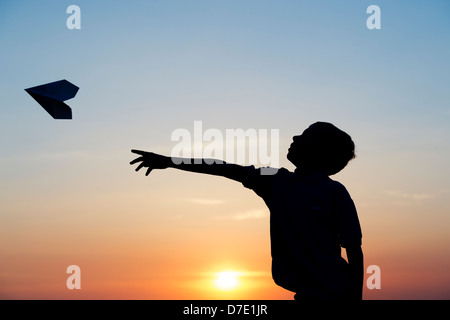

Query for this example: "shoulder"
[328,179,353,199]
[241,166,292,198]
[273,167,292,177]
[328,178,347,190]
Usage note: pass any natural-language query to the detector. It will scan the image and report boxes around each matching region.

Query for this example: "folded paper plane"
[25,80,79,119]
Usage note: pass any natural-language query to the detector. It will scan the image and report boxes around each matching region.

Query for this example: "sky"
[1,0,449,299]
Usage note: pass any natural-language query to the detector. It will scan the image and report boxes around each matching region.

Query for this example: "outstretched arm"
[130,149,247,183]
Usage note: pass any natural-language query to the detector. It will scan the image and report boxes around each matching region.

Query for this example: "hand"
[130,149,171,176]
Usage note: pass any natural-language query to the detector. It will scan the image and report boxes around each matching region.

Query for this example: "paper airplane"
[25,79,79,119]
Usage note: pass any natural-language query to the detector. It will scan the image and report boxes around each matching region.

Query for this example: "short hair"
[302,122,356,175]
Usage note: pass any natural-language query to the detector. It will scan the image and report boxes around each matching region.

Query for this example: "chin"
[287,152,295,166]
[287,151,301,168]
[287,150,292,161]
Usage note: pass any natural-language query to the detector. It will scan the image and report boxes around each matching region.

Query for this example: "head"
[287,122,356,175]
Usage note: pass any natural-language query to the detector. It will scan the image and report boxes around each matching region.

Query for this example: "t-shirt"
[241,166,362,298]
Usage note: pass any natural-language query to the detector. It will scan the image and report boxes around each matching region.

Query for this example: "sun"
[214,271,240,291]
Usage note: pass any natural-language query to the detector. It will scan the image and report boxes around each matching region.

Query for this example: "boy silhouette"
[130,122,363,300]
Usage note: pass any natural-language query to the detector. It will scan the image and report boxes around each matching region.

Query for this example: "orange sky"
[1,162,449,300]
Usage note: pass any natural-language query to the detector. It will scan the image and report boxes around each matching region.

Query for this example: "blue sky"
[2,0,449,188]
[2,1,449,135]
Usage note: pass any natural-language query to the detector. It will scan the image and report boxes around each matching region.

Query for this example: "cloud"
[182,198,225,205]
[214,209,268,221]
[385,190,436,206]
[196,270,270,279]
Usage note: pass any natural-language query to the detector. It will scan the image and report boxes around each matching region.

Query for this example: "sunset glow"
[214,271,240,291]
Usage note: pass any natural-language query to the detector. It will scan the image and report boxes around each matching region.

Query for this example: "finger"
[131,149,146,155]
[130,156,144,165]
[145,167,153,176]
[135,162,145,172]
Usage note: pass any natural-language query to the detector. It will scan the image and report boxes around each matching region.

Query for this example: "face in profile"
[287,126,315,169]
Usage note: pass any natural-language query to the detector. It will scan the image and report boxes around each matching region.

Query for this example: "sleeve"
[240,166,278,201]
[334,183,362,248]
